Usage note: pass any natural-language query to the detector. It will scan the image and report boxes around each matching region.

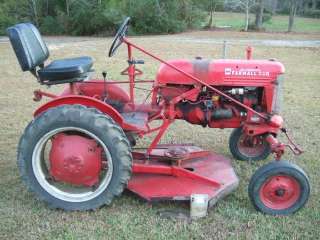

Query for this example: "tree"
[288,0,298,32]
[28,0,39,26]
[271,0,278,14]
[196,0,223,28]
[255,0,264,31]
[0,0,205,35]
[226,0,257,31]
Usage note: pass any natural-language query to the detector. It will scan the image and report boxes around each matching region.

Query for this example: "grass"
[0,31,320,239]
[211,12,320,33]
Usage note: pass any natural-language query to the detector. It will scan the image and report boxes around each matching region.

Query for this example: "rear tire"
[229,127,271,161]
[17,104,132,210]
[248,161,310,215]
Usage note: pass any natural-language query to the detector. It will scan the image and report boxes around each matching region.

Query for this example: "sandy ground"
[1,30,320,48]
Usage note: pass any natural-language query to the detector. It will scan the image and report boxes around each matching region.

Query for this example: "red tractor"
[7,18,309,215]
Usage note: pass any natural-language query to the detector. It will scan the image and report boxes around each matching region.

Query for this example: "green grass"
[211,12,320,33]
[0,32,320,239]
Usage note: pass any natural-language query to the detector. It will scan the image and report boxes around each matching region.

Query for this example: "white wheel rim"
[32,127,113,203]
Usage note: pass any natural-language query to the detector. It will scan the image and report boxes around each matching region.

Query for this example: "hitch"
[281,128,304,155]
[266,128,303,160]
[33,89,57,101]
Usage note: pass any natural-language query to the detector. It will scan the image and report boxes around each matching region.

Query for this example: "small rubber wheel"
[248,161,310,215]
[17,105,132,210]
[229,127,271,161]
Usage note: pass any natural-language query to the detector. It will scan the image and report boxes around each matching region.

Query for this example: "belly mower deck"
[128,144,239,207]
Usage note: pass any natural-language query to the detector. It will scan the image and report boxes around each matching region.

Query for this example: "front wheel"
[248,161,310,215]
[17,105,132,210]
[229,127,271,161]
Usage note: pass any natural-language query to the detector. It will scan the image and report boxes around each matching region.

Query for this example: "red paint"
[128,145,238,202]
[259,175,301,210]
[269,115,284,128]
[49,134,102,187]
[124,38,269,120]
[33,90,57,101]
[266,134,286,160]
[62,80,130,103]
[237,134,268,158]
[246,46,253,60]
[11,19,308,213]
[243,124,279,136]
[35,95,131,128]
[32,32,301,178]
[156,59,284,86]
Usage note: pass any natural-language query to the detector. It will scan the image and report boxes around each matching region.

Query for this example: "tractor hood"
[156,59,285,86]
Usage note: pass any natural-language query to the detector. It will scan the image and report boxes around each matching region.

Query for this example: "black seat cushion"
[38,56,93,81]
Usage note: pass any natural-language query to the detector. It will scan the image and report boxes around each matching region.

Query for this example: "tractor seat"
[38,56,93,83]
[7,22,93,85]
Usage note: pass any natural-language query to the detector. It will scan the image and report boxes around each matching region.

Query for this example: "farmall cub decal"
[224,68,270,77]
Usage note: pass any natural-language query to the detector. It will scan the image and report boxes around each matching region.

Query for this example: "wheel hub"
[275,188,285,197]
[238,135,266,158]
[63,155,84,174]
[259,175,301,210]
[49,134,102,187]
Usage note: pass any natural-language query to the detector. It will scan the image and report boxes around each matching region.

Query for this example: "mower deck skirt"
[127,145,239,207]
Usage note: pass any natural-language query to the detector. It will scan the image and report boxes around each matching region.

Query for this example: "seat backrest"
[7,23,49,72]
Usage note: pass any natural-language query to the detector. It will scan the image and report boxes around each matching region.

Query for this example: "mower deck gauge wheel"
[248,161,310,215]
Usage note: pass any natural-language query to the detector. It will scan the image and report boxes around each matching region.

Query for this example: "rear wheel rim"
[259,175,301,210]
[32,127,113,203]
[237,134,267,158]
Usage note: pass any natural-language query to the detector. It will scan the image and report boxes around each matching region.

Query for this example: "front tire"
[229,127,271,161]
[17,105,132,210]
[248,161,310,215]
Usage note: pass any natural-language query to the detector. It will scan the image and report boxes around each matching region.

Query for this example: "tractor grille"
[271,75,284,114]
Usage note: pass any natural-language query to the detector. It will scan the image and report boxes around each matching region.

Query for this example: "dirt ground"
[0,30,320,239]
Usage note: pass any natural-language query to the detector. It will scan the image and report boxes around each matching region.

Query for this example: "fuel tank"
[156,58,285,87]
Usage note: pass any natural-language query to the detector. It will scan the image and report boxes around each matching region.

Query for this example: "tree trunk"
[312,0,317,10]
[288,0,297,32]
[271,0,277,14]
[46,0,49,16]
[155,0,161,16]
[180,0,188,20]
[297,0,304,14]
[255,0,264,31]
[66,0,70,17]
[208,11,213,28]
[207,1,216,28]
[244,1,249,31]
[29,0,39,27]
[303,0,309,13]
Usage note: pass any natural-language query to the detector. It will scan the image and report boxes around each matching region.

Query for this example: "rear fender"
[34,95,125,126]
[61,80,130,103]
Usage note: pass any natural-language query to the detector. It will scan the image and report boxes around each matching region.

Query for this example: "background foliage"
[0,0,319,35]
[0,0,207,35]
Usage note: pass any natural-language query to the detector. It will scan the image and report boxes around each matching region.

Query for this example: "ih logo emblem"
[225,68,270,77]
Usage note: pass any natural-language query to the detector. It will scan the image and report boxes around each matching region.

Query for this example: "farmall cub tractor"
[7,18,310,215]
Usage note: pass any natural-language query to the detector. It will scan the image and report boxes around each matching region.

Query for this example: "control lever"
[102,71,107,100]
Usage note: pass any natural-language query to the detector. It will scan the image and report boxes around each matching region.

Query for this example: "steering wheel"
[108,17,131,57]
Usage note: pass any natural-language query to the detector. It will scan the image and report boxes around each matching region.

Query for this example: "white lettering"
[224,68,270,77]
